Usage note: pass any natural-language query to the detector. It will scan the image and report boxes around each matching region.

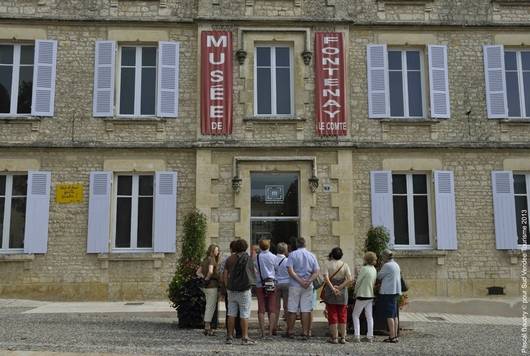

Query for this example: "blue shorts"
[378,294,398,318]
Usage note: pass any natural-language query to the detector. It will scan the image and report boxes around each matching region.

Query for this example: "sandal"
[282,333,295,339]
[327,337,338,344]
[203,329,209,336]
[383,337,398,343]
[241,337,256,345]
[207,329,215,336]
[339,337,347,344]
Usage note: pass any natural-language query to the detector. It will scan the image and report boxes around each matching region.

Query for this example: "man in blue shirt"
[255,239,278,337]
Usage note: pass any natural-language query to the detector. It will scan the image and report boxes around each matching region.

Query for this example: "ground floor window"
[514,174,530,245]
[114,174,154,250]
[0,174,27,252]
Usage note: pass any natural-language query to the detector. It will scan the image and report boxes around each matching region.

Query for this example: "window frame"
[513,172,530,247]
[504,49,530,119]
[0,174,27,254]
[0,43,34,117]
[391,172,434,250]
[116,45,158,118]
[111,173,155,253]
[387,47,427,119]
[253,44,294,117]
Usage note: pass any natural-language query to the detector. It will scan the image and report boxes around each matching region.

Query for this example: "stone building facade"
[0,0,527,300]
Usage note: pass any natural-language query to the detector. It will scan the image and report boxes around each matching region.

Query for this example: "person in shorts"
[377,249,402,343]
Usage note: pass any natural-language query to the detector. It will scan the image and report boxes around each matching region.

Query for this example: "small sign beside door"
[55,183,84,204]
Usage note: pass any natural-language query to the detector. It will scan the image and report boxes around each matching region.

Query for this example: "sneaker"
[226,337,233,345]
[241,337,256,345]
[352,336,361,343]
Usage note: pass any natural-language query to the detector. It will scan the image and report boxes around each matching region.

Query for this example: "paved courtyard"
[0,300,522,356]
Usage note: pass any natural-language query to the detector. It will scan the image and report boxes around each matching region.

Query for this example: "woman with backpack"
[322,247,352,344]
[197,244,220,336]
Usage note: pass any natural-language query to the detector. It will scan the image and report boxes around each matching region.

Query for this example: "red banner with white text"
[201,31,233,135]
[314,32,347,136]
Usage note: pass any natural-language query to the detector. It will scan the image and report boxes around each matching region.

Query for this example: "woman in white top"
[352,251,378,343]
[323,247,352,344]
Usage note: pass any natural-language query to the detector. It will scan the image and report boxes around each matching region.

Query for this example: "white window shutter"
[157,41,180,118]
[370,171,394,245]
[24,171,51,253]
[93,41,116,117]
[153,171,177,253]
[483,45,507,119]
[434,171,457,250]
[492,171,518,250]
[367,44,389,118]
[31,40,57,117]
[87,172,111,253]
[428,45,450,119]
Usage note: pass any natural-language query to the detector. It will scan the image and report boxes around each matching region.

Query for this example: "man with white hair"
[377,249,401,343]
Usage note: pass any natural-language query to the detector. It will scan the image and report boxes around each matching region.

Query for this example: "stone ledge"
[380,118,441,126]
[97,252,165,269]
[393,249,447,265]
[493,0,530,6]
[243,116,306,123]
[499,118,530,125]
[0,253,34,270]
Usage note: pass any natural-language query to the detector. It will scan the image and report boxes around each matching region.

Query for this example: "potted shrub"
[168,210,208,328]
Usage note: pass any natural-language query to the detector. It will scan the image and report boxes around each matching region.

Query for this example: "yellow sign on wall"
[55,184,84,204]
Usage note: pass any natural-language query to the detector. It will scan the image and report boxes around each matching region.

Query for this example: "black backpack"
[228,253,256,292]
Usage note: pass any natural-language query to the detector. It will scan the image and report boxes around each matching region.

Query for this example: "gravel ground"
[0,307,521,356]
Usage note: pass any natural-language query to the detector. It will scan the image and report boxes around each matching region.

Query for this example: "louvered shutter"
[87,172,111,253]
[428,45,450,119]
[434,171,457,250]
[157,42,180,118]
[367,44,389,118]
[153,172,177,253]
[370,171,394,244]
[492,171,518,250]
[24,172,51,253]
[31,40,57,117]
[93,41,116,117]
[483,45,507,119]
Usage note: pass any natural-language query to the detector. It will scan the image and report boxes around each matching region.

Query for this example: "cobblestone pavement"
[0,304,522,356]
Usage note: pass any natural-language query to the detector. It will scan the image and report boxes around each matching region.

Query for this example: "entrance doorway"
[250,172,299,253]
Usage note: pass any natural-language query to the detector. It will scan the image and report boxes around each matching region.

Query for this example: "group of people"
[196,237,402,345]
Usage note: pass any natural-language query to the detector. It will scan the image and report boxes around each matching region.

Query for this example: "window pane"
[256,47,271,67]
[257,67,271,114]
[0,175,5,195]
[393,196,409,245]
[12,175,27,196]
[522,52,530,71]
[413,175,427,194]
[119,68,135,115]
[276,68,291,115]
[117,176,132,196]
[414,196,430,245]
[0,45,13,64]
[407,71,423,116]
[523,72,530,117]
[392,174,407,194]
[276,47,290,67]
[0,197,3,249]
[0,66,12,113]
[121,47,136,66]
[140,67,156,115]
[17,66,33,114]
[388,51,402,70]
[251,173,299,217]
[251,220,298,251]
[137,197,153,248]
[9,197,26,249]
[115,197,132,248]
[514,175,527,195]
[139,175,153,196]
[506,71,521,117]
[406,51,420,70]
[142,47,156,67]
[515,196,528,245]
[389,71,404,116]
[505,52,517,71]
[20,46,34,65]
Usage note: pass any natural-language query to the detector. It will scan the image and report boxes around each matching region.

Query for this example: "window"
[118,46,157,116]
[0,175,27,252]
[514,174,529,245]
[114,174,154,250]
[392,173,432,248]
[0,44,34,115]
[388,49,424,118]
[254,46,293,116]
[505,50,530,118]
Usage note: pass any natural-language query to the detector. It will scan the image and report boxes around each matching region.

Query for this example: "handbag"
[312,274,325,289]
[401,275,409,292]
[257,254,276,294]
[319,263,345,301]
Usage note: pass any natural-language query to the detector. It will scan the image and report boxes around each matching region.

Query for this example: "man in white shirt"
[256,239,278,337]
[377,249,402,343]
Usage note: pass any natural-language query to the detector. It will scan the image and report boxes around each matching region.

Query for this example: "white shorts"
[287,286,314,313]
[227,290,252,319]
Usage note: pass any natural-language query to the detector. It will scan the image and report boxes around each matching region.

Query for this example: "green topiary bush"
[365,226,390,269]
[168,210,208,328]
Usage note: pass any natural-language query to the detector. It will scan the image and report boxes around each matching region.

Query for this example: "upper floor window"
[504,50,530,118]
[0,44,34,115]
[388,49,424,118]
[118,46,157,117]
[254,46,293,116]
[0,175,27,252]
[514,174,529,245]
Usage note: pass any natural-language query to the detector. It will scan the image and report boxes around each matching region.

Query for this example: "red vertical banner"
[314,32,347,136]
[201,31,233,135]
